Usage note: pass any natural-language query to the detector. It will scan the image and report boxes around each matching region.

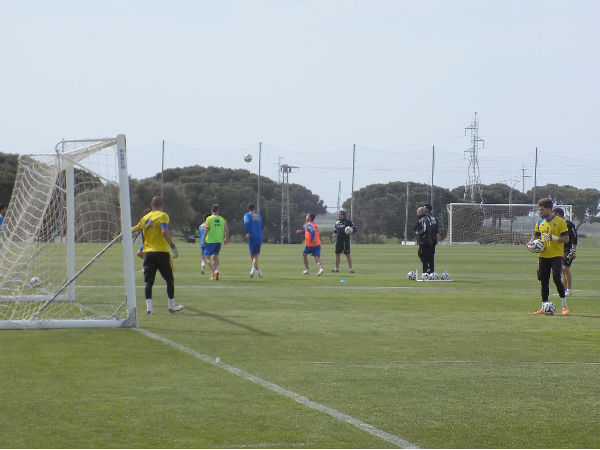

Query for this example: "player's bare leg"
[315,256,324,276]
[302,254,310,273]
[346,254,353,272]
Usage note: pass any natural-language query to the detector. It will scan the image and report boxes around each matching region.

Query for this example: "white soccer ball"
[344,226,354,235]
[243,154,253,163]
[440,271,450,281]
[431,272,440,280]
[30,276,42,288]
[421,272,430,281]
[527,239,545,253]
[407,271,416,280]
[543,301,556,316]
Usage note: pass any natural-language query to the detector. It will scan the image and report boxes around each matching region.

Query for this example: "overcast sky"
[1,0,598,209]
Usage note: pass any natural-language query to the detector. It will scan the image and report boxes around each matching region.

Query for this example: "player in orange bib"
[296,213,324,276]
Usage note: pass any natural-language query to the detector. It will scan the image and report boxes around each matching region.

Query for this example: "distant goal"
[0,135,137,329]
[446,203,572,245]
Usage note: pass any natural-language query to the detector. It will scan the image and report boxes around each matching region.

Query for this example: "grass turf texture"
[1,241,599,448]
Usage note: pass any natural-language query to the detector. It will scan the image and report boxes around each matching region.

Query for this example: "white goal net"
[447,203,573,245]
[0,136,137,329]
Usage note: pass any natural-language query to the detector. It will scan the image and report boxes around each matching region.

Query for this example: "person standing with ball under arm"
[553,207,577,297]
[131,196,183,315]
[332,210,355,273]
[531,198,570,315]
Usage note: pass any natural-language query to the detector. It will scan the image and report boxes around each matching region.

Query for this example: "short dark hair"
[307,213,315,221]
[211,204,220,213]
[420,203,432,212]
[538,198,553,209]
[247,203,256,211]
[338,210,346,218]
[553,207,564,217]
[151,196,163,209]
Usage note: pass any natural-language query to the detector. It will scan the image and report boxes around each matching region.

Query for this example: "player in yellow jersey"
[530,198,570,315]
[132,196,183,315]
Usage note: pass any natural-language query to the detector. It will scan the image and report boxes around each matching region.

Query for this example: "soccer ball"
[543,301,556,316]
[407,271,416,280]
[243,154,253,163]
[431,272,440,280]
[30,276,42,288]
[344,226,354,235]
[440,271,450,281]
[527,239,545,253]
[421,272,430,281]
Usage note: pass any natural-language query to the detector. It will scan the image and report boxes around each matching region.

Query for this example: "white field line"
[134,327,419,449]
[270,359,600,366]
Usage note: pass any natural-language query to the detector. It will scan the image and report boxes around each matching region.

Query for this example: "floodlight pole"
[257,142,262,213]
[161,140,165,202]
[350,144,356,220]
[431,145,435,212]
[532,147,538,207]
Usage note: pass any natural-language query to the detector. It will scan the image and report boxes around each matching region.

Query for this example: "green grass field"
[1,241,599,448]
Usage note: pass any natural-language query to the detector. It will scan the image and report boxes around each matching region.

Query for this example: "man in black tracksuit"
[332,210,356,273]
[414,204,438,274]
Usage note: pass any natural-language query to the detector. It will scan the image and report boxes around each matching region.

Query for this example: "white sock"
[560,297,567,307]
[168,298,176,309]
[250,267,255,274]
[216,265,220,271]
[146,299,153,310]
[201,262,206,268]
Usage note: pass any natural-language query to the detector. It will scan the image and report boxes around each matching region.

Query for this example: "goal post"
[446,203,572,245]
[0,135,137,329]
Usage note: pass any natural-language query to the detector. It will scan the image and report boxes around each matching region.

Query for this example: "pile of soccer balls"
[407,271,450,281]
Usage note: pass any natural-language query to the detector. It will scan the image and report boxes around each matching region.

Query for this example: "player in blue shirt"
[244,203,264,278]
[198,213,211,274]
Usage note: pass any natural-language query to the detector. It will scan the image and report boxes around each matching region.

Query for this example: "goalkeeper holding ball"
[131,196,183,315]
[531,198,569,316]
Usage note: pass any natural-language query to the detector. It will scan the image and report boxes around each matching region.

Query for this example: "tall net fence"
[127,138,599,243]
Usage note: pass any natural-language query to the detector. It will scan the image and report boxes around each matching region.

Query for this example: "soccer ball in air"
[407,271,416,280]
[527,239,545,253]
[243,154,253,163]
[30,276,42,288]
[543,301,556,316]
[344,226,354,235]
[440,271,450,281]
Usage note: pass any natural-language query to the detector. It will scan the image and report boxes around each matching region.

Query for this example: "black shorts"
[562,252,575,267]
[335,239,351,255]
[143,251,174,284]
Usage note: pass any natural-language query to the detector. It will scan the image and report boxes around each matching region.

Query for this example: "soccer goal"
[0,135,137,329]
[446,203,573,245]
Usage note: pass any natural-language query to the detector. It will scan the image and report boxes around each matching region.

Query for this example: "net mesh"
[0,139,130,324]
[447,203,572,245]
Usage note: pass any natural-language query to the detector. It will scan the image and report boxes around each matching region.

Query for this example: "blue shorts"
[204,243,222,256]
[303,245,321,258]
[201,245,207,258]
[248,238,262,255]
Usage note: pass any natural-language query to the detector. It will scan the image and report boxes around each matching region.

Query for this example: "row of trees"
[1,151,599,243]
